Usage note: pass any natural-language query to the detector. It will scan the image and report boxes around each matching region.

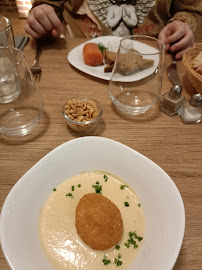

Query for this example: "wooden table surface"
[0,12,202,270]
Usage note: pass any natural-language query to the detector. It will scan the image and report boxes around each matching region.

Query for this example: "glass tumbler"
[0,47,44,137]
[108,35,164,116]
[0,15,15,47]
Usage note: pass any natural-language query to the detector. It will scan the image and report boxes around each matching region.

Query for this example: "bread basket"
[182,43,202,93]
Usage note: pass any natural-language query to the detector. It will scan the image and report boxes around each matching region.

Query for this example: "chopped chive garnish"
[102,255,111,266]
[120,184,128,190]
[124,202,129,207]
[53,188,56,191]
[78,184,81,188]
[104,175,108,182]
[115,245,120,250]
[133,232,143,242]
[72,186,75,191]
[66,193,73,197]
[96,181,99,184]
[138,203,141,207]
[92,183,102,194]
[124,232,143,249]
[118,254,122,259]
[114,258,122,266]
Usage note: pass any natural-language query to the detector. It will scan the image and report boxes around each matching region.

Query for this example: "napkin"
[14,36,29,51]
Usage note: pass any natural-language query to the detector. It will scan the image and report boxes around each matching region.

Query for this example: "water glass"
[0,47,44,137]
[108,35,164,116]
[0,15,15,47]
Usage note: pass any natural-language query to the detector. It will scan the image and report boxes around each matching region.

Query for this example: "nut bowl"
[62,98,102,134]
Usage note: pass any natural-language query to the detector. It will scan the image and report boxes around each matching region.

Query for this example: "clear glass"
[0,47,44,137]
[108,35,164,116]
[0,16,15,47]
[178,100,202,124]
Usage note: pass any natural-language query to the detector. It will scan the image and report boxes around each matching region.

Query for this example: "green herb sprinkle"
[115,245,120,250]
[114,258,122,266]
[102,255,111,266]
[92,183,102,194]
[124,202,129,207]
[120,185,128,190]
[66,193,73,197]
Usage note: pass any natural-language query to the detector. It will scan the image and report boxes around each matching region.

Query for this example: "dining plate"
[0,137,185,270]
[67,36,159,81]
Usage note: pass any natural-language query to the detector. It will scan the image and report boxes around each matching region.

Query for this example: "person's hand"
[158,20,194,60]
[25,4,63,38]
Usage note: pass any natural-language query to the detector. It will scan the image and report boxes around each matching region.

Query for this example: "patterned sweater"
[32,0,202,38]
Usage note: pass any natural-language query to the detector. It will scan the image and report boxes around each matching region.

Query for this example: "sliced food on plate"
[82,40,154,74]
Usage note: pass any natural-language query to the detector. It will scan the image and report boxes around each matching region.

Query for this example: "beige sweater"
[32,0,202,39]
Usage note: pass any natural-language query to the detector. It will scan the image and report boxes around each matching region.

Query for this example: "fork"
[31,39,42,82]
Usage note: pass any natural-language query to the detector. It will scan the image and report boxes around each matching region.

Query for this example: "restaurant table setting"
[0,12,202,270]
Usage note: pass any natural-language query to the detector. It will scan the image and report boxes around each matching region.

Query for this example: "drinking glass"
[0,15,15,47]
[108,35,164,116]
[0,47,44,137]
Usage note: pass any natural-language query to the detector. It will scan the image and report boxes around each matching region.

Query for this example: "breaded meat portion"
[103,49,154,74]
[76,193,123,250]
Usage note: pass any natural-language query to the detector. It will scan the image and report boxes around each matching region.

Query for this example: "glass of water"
[0,15,15,47]
[0,47,44,137]
[108,35,164,116]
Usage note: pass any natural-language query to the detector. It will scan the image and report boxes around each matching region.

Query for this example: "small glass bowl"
[62,98,102,134]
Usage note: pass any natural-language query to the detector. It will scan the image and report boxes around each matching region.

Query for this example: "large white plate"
[67,36,159,81]
[0,137,185,270]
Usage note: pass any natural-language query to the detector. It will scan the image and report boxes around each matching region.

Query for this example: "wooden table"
[0,12,202,270]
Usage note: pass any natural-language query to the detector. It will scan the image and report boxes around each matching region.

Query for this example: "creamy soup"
[39,171,145,269]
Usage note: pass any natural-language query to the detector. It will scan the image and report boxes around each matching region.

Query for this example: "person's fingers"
[51,28,59,38]
[32,6,53,32]
[27,13,49,35]
[158,26,172,43]
[164,28,185,45]
[42,5,63,36]
[165,43,170,52]
[158,25,173,51]
[170,32,194,53]
[175,46,189,60]
[24,23,43,39]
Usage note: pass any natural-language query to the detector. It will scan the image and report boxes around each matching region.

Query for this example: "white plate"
[0,137,185,270]
[67,36,159,81]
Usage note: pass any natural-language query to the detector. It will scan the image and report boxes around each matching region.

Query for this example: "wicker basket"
[182,43,202,93]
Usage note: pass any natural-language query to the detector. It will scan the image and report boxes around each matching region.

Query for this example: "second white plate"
[67,36,159,81]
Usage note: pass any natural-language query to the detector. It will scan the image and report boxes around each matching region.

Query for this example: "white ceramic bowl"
[0,137,185,270]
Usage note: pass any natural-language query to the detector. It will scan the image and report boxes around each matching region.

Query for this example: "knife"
[14,36,29,51]
[167,57,182,87]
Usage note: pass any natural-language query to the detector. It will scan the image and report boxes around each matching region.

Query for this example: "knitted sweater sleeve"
[169,0,202,32]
